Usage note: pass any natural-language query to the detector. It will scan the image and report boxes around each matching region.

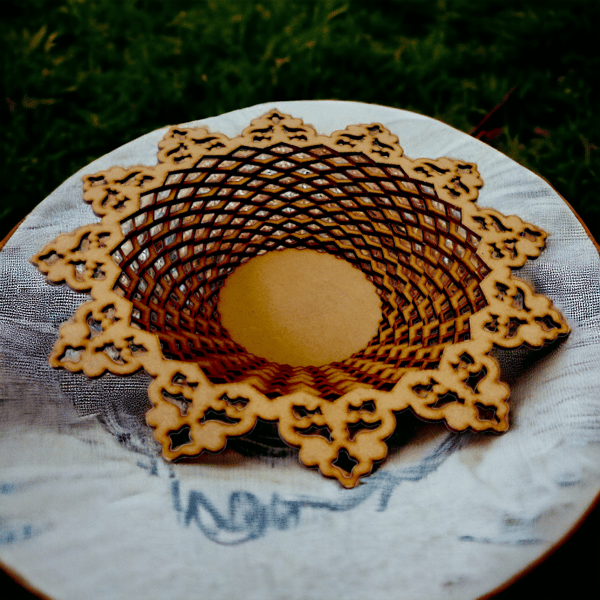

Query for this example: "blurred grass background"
[1,0,598,241]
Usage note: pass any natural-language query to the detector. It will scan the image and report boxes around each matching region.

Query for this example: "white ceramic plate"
[1,101,599,600]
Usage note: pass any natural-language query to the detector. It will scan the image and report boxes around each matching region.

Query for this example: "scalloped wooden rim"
[29,110,571,488]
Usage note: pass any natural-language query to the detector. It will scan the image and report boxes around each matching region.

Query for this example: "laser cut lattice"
[32,111,569,487]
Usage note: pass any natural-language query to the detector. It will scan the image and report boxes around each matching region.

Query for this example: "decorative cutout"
[31,110,569,487]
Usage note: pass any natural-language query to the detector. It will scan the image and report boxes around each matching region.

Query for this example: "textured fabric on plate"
[1,101,599,600]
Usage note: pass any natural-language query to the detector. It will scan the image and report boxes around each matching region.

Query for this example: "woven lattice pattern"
[114,141,488,398]
[32,111,569,487]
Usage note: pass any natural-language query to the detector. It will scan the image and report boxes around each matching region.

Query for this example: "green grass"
[2,0,599,241]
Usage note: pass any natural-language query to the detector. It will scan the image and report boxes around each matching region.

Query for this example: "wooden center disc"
[218,249,382,367]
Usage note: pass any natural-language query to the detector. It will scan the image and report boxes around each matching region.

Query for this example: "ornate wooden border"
[31,111,569,487]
